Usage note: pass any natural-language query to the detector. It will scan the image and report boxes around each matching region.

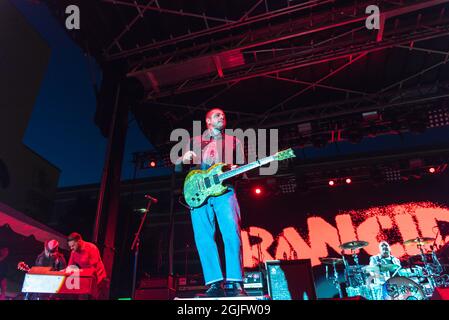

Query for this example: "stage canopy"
[0,201,68,250]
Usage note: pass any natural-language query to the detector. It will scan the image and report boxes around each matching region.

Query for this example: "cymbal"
[403,237,435,246]
[339,241,369,250]
[363,264,400,273]
[319,257,343,265]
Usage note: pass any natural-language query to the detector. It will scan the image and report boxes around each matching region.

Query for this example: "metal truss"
[103,0,337,60]
[123,0,449,102]
[137,22,449,100]
[248,82,449,129]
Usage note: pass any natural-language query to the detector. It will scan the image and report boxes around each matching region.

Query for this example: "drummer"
[369,241,402,282]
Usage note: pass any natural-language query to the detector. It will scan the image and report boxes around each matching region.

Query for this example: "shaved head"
[205,108,226,131]
[206,108,225,120]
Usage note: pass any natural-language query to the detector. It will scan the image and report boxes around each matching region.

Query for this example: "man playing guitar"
[176,108,247,297]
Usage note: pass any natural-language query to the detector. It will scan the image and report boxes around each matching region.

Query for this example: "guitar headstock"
[274,148,296,161]
[17,261,30,272]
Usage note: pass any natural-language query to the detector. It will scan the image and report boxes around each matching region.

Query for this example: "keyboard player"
[67,232,108,300]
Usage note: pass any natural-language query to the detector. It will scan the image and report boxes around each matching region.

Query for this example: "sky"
[13,0,164,187]
[12,0,449,188]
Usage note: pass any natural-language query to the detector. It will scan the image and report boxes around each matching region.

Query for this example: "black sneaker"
[196,281,226,298]
[226,281,248,297]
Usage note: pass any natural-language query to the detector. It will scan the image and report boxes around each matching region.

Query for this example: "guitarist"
[175,108,247,297]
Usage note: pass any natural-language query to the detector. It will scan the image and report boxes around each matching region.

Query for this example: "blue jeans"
[190,189,243,285]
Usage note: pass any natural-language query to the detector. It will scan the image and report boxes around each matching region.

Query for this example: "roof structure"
[44,0,449,147]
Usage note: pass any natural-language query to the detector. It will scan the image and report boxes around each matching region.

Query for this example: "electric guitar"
[183,148,296,208]
[17,261,30,272]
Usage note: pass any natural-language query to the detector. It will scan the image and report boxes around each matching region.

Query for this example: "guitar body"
[184,163,229,208]
[183,148,296,209]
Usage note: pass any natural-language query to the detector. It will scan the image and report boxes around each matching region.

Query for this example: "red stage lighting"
[429,167,436,174]
[345,178,352,184]
[328,180,335,186]
[254,187,262,195]
[149,161,156,168]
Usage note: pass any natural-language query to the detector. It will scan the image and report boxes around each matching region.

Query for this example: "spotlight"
[328,180,335,186]
[254,187,262,195]
[345,178,352,184]
[428,108,449,128]
[149,161,157,168]
[384,168,401,182]
[429,167,436,174]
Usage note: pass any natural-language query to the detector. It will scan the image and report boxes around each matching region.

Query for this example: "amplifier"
[265,259,317,300]
[138,277,172,289]
[174,274,204,288]
[135,288,176,300]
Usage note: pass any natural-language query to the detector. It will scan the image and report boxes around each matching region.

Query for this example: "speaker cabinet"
[265,259,317,300]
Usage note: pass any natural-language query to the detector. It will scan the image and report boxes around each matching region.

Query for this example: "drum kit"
[320,237,449,300]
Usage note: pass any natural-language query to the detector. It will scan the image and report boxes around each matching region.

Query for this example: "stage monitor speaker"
[265,259,317,300]
[431,287,449,300]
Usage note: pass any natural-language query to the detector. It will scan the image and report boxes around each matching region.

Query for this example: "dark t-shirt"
[35,252,67,271]
[175,132,245,172]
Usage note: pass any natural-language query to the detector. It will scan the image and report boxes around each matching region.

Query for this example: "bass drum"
[382,276,426,300]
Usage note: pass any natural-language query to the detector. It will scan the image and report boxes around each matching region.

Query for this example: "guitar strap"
[195,134,237,167]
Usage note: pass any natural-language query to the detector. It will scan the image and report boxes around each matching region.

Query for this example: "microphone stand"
[131,197,154,299]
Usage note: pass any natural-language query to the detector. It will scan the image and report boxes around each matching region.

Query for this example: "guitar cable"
[178,195,191,210]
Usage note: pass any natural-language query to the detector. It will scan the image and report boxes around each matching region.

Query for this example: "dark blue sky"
[12,0,449,188]
[13,0,167,187]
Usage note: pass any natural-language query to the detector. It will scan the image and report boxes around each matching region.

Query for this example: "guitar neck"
[219,155,275,181]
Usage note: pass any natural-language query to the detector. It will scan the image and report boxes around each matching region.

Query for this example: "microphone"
[145,194,158,203]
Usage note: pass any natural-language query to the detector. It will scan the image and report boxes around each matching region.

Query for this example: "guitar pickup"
[204,177,211,188]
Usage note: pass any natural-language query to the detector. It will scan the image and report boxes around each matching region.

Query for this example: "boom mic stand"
[131,197,155,299]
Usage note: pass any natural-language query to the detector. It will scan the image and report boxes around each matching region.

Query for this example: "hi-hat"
[339,241,369,250]
[403,237,435,246]
[319,257,343,265]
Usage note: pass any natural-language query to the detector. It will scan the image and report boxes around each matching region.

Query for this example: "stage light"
[254,187,262,195]
[149,161,156,168]
[345,178,352,184]
[429,167,436,174]
[428,108,449,128]
[384,168,401,182]
[328,180,335,186]
[279,178,297,194]
[362,111,380,122]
